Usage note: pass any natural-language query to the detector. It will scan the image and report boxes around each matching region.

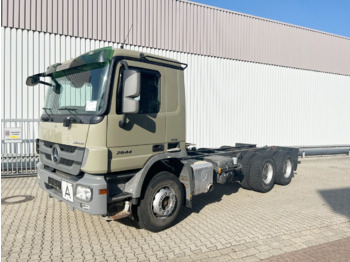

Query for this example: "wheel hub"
[262,162,273,184]
[152,187,176,217]
[283,159,292,178]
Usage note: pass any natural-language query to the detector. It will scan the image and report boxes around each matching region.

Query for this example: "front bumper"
[37,162,108,215]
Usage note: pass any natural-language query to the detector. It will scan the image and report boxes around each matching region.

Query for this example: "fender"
[124,150,193,206]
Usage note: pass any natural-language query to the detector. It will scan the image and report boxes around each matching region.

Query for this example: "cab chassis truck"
[27,47,298,232]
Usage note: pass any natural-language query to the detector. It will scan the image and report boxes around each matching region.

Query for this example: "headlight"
[76,185,92,201]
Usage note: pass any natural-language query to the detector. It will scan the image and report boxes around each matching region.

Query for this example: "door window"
[118,67,161,114]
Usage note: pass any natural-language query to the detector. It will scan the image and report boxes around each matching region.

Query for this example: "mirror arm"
[39,81,53,87]
[50,77,61,88]
[119,114,127,128]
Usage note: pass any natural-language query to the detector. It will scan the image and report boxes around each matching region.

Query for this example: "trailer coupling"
[106,201,132,221]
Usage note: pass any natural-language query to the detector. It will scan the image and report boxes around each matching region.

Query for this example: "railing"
[1,119,39,177]
[1,117,349,178]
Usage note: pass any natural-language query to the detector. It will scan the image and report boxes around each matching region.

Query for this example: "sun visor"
[46,46,114,75]
[69,46,114,68]
[46,63,62,75]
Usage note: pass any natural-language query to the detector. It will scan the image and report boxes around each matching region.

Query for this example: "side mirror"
[121,69,141,114]
[26,75,40,86]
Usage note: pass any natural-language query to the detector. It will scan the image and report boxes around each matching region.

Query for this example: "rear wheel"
[249,154,276,193]
[239,152,256,190]
[137,171,184,232]
[275,153,294,185]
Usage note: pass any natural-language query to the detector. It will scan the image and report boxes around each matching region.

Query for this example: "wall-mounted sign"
[4,128,22,143]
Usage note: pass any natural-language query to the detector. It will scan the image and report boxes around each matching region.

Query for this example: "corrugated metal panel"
[1,28,350,174]
[1,0,350,76]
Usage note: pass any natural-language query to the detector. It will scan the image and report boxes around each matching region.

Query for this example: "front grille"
[55,170,77,179]
[39,140,85,176]
[44,141,76,153]
[44,153,74,167]
[44,153,51,160]
[60,158,74,166]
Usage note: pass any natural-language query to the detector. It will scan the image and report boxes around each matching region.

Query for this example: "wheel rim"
[283,159,293,178]
[262,162,273,184]
[152,187,177,218]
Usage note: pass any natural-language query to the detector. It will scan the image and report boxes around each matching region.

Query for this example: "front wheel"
[137,171,184,232]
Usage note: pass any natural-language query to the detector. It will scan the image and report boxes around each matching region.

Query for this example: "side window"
[117,67,161,114]
[138,69,161,114]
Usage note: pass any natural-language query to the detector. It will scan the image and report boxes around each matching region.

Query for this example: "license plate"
[61,181,74,202]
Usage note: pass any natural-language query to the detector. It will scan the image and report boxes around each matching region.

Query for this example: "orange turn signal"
[99,188,108,195]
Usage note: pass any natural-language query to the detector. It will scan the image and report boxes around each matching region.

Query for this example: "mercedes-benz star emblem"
[51,145,61,164]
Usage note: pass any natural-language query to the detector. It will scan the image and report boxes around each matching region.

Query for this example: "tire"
[239,152,256,190]
[249,154,276,193]
[275,152,294,185]
[137,171,184,232]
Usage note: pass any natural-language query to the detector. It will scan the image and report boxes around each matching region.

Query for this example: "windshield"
[44,62,110,115]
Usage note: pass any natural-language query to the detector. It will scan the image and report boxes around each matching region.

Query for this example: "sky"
[191,0,350,38]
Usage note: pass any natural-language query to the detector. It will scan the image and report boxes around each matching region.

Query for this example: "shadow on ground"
[176,182,241,225]
[319,187,350,220]
[115,182,242,229]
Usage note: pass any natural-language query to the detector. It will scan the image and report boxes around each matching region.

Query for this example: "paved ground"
[1,156,350,261]
[262,237,350,262]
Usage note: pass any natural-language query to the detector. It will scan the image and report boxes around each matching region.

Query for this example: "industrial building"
[1,0,350,174]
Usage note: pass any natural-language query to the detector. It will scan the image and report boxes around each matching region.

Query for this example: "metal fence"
[1,119,39,177]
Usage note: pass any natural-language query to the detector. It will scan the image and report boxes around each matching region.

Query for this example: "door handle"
[152,144,164,152]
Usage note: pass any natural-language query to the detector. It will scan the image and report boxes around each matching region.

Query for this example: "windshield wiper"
[42,107,53,121]
[58,107,79,111]
[58,107,83,124]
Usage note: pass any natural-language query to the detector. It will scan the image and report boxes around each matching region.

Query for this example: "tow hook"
[106,201,132,221]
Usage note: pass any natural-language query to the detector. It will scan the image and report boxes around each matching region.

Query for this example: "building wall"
[1,1,350,173]
[2,0,350,76]
[2,28,350,153]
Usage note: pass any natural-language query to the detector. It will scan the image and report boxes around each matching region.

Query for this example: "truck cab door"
[107,60,166,172]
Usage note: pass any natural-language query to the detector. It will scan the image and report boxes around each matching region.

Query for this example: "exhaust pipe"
[106,201,131,221]
[207,184,213,192]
